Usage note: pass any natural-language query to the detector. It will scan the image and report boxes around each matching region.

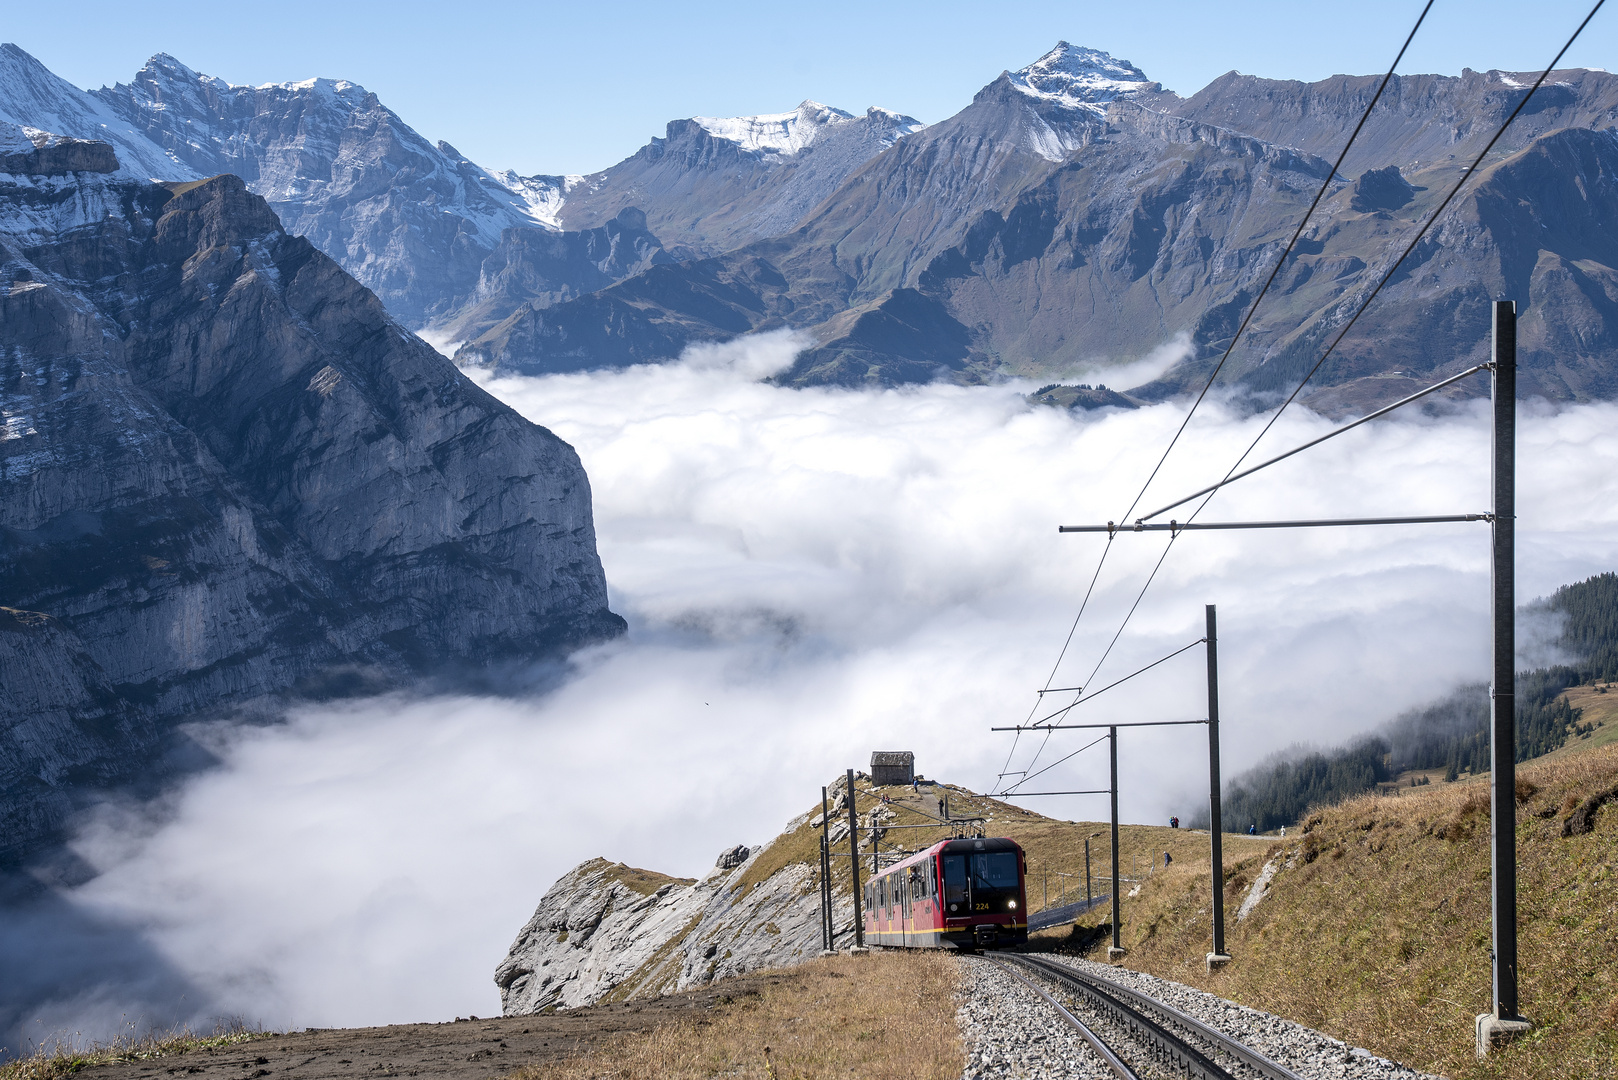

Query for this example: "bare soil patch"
[58,976,784,1080]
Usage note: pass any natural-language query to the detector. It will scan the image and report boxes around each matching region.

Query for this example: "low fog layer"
[12,332,1618,1043]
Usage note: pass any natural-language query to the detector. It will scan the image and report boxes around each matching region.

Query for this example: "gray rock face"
[0,155,623,860]
[497,828,850,1014]
[715,844,750,870]
[433,207,672,350]
[0,128,119,176]
[556,101,923,258]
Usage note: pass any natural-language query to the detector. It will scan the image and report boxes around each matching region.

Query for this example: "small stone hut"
[869,751,915,786]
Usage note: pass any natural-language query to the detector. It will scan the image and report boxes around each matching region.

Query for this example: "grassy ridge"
[1049,742,1618,1079]
[1209,571,1618,833]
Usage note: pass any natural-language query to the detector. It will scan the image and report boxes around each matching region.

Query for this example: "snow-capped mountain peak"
[692,100,859,155]
[0,43,197,179]
[1007,42,1155,114]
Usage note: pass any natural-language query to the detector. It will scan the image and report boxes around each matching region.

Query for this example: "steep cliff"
[0,147,623,860]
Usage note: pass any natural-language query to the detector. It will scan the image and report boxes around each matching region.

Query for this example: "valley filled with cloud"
[14,333,1618,1035]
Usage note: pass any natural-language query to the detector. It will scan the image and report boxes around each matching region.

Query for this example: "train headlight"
[1008,899,1017,909]
[949,904,958,912]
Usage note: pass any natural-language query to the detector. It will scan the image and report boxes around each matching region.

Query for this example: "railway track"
[986,953,1307,1080]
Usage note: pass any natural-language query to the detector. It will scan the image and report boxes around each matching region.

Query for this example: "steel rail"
[997,954,1236,1080]
[1004,954,1308,1080]
[987,958,1140,1080]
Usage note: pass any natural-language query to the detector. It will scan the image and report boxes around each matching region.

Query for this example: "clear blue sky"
[9,0,1616,176]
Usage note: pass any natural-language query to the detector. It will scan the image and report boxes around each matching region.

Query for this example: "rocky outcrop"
[497,821,854,1014]
[0,130,119,176]
[0,151,623,860]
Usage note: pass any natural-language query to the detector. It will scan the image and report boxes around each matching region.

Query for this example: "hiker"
[1280,825,1287,838]
[1163,851,1172,867]
[938,797,945,817]
[1248,823,1257,835]
[1170,816,1179,829]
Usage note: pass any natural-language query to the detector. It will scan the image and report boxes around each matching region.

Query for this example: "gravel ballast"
[972,952,1446,1080]
[957,956,1113,1079]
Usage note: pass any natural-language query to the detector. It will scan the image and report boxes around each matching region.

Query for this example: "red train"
[861,836,1029,950]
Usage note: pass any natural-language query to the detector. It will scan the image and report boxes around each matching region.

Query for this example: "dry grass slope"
[0,1024,271,1080]
[1043,743,1618,1080]
[596,861,696,896]
[507,952,963,1080]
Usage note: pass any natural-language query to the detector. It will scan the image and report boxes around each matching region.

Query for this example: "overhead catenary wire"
[998,1,1436,793]
[1030,637,1206,727]
[1002,732,1110,796]
[1109,0,1437,529]
[1136,362,1493,523]
[994,534,1115,791]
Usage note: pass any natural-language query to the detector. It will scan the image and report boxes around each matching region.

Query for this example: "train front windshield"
[970,852,1019,892]
[942,852,1019,910]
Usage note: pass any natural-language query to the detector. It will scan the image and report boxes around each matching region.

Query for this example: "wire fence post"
[847,769,865,950]
[1207,604,1229,969]
[1109,726,1123,959]
[1481,299,1530,1050]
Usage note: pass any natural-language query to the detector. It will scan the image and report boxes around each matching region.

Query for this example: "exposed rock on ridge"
[496,832,851,1015]
[0,150,623,860]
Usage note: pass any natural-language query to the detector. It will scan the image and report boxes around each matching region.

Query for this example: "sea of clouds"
[9,330,1618,1046]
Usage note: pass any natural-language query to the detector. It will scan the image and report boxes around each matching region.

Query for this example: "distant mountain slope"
[554,101,924,258]
[90,53,561,327]
[461,44,1618,406]
[0,145,623,861]
[1169,66,1618,175]
[0,44,194,180]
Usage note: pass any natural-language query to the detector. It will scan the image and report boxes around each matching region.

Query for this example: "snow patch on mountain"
[1007,41,1155,115]
[694,100,877,156]
[491,170,582,230]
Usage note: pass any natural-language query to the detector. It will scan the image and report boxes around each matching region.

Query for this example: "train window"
[970,852,1019,891]
[942,854,968,906]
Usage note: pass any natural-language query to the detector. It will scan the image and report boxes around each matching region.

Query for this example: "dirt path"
[74,976,786,1080]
